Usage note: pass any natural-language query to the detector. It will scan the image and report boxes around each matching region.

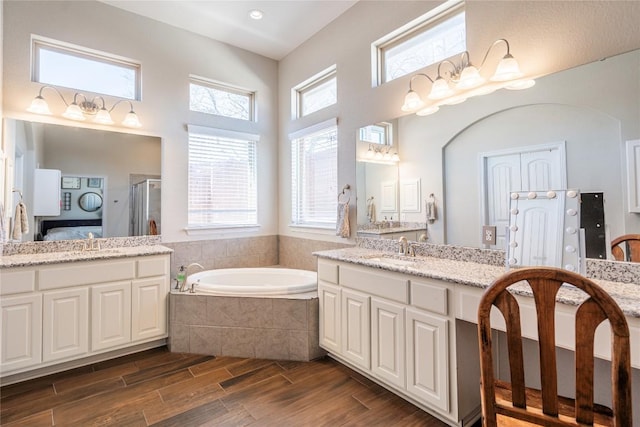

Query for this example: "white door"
[371,297,405,388]
[406,308,449,413]
[132,277,168,341]
[92,281,131,351]
[43,288,89,362]
[483,143,566,249]
[1,294,42,372]
[318,282,341,353]
[341,288,370,369]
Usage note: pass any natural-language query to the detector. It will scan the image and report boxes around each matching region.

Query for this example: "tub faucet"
[180,262,204,292]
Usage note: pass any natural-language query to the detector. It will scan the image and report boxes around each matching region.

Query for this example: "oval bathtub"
[187,267,317,298]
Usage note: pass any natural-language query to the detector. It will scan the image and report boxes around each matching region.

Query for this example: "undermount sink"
[365,256,417,267]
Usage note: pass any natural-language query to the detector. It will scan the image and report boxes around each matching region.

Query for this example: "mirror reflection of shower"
[130,177,161,236]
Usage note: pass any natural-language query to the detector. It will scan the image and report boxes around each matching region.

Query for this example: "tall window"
[187,125,258,228]
[374,1,466,84]
[189,77,255,121]
[32,36,141,100]
[293,66,337,118]
[291,119,338,228]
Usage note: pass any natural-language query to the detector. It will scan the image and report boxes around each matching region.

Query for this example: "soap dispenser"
[175,265,186,289]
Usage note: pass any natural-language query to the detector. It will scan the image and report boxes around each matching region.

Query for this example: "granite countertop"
[1,245,173,268]
[314,247,640,318]
[357,226,425,235]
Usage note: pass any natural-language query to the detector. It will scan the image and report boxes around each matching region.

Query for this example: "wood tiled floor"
[0,347,454,426]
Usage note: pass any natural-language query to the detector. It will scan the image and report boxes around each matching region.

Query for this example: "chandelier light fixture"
[27,85,143,128]
[400,39,535,117]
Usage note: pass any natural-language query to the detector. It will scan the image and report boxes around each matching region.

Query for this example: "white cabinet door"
[406,307,449,413]
[341,288,370,370]
[371,297,405,388]
[318,281,341,353]
[43,288,89,362]
[1,294,42,372]
[91,282,131,351]
[132,277,168,341]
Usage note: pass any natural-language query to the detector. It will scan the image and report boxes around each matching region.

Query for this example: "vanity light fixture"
[364,143,399,163]
[400,39,536,116]
[27,85,142,128]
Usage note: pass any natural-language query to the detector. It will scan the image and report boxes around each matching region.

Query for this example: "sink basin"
[366,256,417,267]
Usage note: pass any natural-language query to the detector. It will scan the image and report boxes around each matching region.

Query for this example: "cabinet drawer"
[39,260,136,290]
[137,256,169,278]
[317,259,339,284]
[1,269,36,295]
[340,265,408,304]
[411,279,449,316]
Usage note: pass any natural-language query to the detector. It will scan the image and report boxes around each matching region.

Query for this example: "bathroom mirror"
[4,119,161,242]
[356,49,639,259]
[78,192,103,212]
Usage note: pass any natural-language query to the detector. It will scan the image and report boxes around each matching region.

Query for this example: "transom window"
[374,1,466,85]
[189,77,255,121]
[293,66,337,118]
[291,119,338,228]
[32,36,141,100]
[187,125,258,228]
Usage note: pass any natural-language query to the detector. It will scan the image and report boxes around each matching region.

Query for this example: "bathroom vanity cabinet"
[0,253,170,381]
[317,258,481,426]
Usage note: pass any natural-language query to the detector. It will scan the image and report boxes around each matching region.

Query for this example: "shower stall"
[131,179,161,236]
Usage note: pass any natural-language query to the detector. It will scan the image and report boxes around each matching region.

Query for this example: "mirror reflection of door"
[482,142,567,249]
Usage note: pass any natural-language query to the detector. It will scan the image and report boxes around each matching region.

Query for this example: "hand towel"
[12,201,29,240]
[426,198,437,223]
[149,218,158,235]
[336,201,350,238]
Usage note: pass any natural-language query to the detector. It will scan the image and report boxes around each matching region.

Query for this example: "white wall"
[278,0,640,243]
[2,1,279,243]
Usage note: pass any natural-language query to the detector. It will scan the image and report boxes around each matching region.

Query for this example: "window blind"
[188,129,257,227]
[291,125,338,227]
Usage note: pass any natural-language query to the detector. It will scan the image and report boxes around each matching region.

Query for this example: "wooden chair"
[611,234,640,262]
[477,267,632,426]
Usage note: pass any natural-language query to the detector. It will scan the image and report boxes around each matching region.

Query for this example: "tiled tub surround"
[169,292,324,361]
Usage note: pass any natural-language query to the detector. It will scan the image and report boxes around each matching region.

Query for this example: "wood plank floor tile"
[188,356,245,377]
[122,355,212,385]
[0,347,454,427]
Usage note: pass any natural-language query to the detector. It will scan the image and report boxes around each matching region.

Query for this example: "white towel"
[426,198,437,223]
[336,201,350,238]
[12,202,29,240]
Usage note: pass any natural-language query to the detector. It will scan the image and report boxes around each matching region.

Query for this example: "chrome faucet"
[82,232,100,251]
[398,236,408,256]
[180,262,204,292]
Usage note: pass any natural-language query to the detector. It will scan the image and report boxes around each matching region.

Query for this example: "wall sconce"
[365,144,399,163]
[401,39,535,117]
[27,85,142,128]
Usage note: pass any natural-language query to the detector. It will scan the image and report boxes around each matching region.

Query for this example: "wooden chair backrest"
[611,234,640,262]
[477,267,632,426]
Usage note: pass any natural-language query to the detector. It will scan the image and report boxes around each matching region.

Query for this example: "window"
[190,77,255,121]
[359,122,392,145]
[293,66,337,118]
[187,125,258,228]
[32,36,140,100]
[374,1,466,84]
[291,119,338,228]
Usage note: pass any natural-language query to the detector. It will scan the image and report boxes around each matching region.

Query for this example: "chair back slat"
[477,267,632,427]
[611,233,640,262]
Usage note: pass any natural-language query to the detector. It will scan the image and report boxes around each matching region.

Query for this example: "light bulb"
[122,111,142,128]
[428,77,454,100]
[62,103,85,121]
[27,96,52,115]
[401,90,424,112]
[391,152,400,162]
[457,65,485,89]
[94,108,114,125]
[366,146,375,159]
[491,54,523,81]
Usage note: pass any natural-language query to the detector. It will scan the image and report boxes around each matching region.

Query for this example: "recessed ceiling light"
[249,9,263,20]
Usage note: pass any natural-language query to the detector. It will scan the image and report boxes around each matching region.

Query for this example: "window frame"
[372,0,466,86]
[292,65,337,119]
[189,76,256,121]
[186,125,259,231]
[31,35,142,101]
[290,118,339,230]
